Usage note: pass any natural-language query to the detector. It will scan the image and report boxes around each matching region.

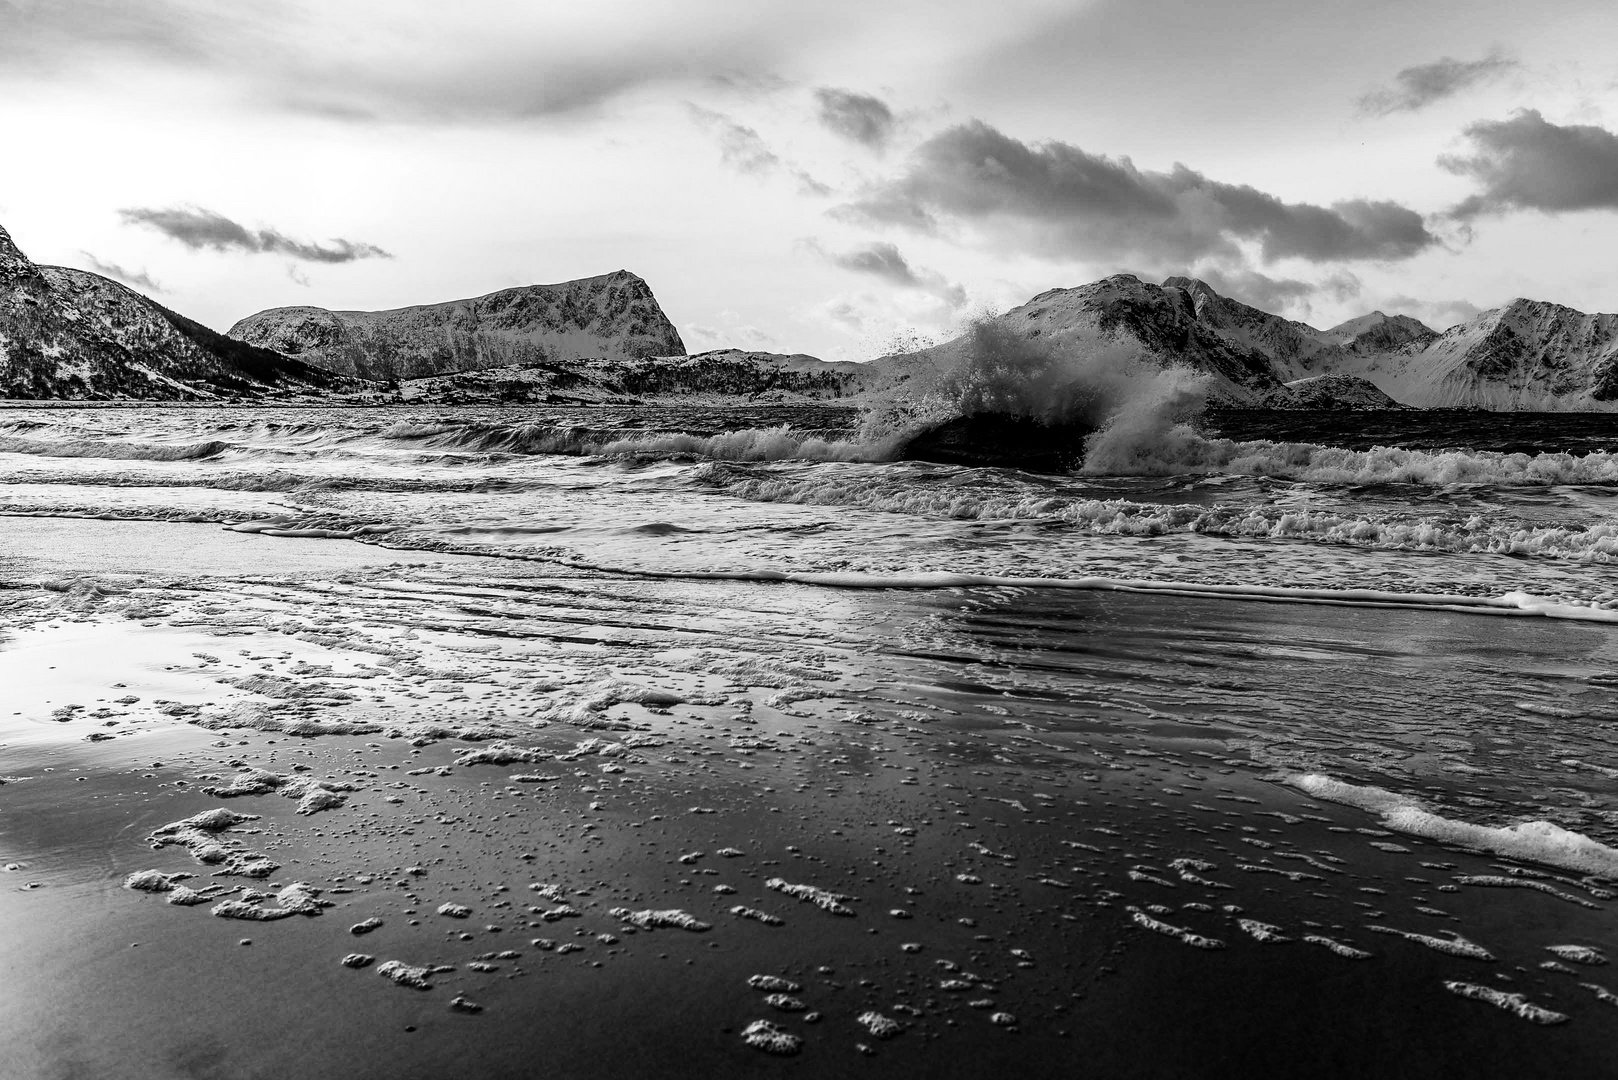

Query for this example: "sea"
[4,396,1618,1077]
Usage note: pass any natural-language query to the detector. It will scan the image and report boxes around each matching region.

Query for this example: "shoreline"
[3,522,1618,1076]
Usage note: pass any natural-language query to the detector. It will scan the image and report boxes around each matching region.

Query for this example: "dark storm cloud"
[829,241,922,284]
[839,120,1437,265]
[119,206,391,264]
[817,240,967,307]
[1357,52,1518,116]
[814,88,896,148]
[78,253,164,293]
[1441,110,1618,218]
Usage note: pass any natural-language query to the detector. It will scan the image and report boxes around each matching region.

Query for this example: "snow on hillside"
[230,270,687,382]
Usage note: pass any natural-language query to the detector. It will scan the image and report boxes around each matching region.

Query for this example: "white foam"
[1547,945,1607,966]
[1286,773,1618,877]
[1367,925,1494,961]
[765,878,855,916]
[1126,906,1225,949]
[609,908,711,932]
[1444,981,1568,1025]
[1302,935,1373,959]
[1237,919,1289,943]
[741,1019,802,1055]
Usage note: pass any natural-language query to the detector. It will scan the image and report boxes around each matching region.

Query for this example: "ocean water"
[4,401,1618,1076]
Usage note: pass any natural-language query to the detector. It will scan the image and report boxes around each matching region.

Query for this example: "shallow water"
[2,405,1617,1077]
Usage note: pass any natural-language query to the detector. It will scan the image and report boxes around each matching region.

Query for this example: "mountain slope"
[0,226,345,399]
[229,270,687,382]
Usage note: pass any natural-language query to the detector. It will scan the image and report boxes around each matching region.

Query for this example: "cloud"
[815,240,967,308]
[1441,109,1618,218]
[1191,266,1362,316]
[77,252,163,293]
[0,1,844,124]
[838,120,1437,266]
[118,206,391,264]
[0,0,242,69]
[814,88,896,148]
[687,106,831,193]
[1357,52,1517,116]
[683,315,777,353]
[810,288,960,347]
[1381,294,1481,330]
[687,106,782,175]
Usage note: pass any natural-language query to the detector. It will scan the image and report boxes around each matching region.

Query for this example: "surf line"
[541,561,1618,624]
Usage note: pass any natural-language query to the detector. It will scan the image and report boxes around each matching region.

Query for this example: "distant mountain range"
[5,214,1618,410]
[227,271,686,382]
[0,225,342,399]
[937,273,1618,410]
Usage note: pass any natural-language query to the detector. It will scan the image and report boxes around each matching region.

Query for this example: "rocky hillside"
[0,226,344,400]
[229,270,687,382]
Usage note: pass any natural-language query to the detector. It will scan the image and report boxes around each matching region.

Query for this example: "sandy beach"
[5,511,1618,1078]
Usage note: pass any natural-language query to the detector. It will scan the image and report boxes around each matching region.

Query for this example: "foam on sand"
[1455,875,1601,909]
[1126,906,1225,949]
[211,882,332,921]
[1444,982,1568,1025]
[375,960,454,990]
[1237,919,1290,943]
[1302,935,1372,959]
[857,1012,903,1039]
[765,878,856,916]
[1547,945,1607,966]
[1367,925,1494,961]
[1285,774,1618,878]
[741,1019,803,1055]
[609,908,711,932]
[149,809,279,879]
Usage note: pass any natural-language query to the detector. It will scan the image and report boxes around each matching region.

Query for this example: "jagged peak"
[1161,275,1217,297]
[0,223,44,281]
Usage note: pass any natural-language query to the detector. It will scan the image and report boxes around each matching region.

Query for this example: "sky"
[2,0,1616,360]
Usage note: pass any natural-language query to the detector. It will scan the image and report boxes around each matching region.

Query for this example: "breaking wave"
[1086,429,1618,486]
[0,435,232,462]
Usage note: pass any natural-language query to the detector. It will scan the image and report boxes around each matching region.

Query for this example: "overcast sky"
[3,0,1616,359]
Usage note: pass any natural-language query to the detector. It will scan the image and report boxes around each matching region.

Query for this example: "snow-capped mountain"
[0,225,344,399]
[228,270,687,382]
[934,274,1618,410]
[1333,299,1618,410]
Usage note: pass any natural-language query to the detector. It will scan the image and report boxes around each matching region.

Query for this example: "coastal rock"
[1262,374,1411,410]
[897,413,1097,472]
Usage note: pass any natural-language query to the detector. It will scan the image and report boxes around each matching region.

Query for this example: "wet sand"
[3,520,1617,1079]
